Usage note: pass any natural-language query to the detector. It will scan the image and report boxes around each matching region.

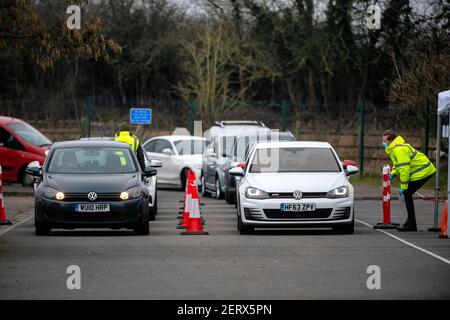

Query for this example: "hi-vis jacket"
[114,131,140,152]
[385,136,436,190]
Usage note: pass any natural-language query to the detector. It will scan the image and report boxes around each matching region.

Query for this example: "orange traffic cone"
[177,173,190,219]
[0,165,12,226]
[439,201,448,239]
[181,177,208,235]
[177,170,193,229]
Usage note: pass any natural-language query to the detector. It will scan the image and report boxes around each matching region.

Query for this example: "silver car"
[143,135,206,189]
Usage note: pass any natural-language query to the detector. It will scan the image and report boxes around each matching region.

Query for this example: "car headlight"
[43,187,64,200]
[245,187,269,199]
[326,186,349,198]
[120,186,142,200]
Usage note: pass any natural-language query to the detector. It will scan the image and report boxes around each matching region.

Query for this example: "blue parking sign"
[130,108,152,125]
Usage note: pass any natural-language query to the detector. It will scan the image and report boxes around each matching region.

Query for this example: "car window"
[220,136,235,158]
[249,147,341,173]
[48,147,137,174]
[0,127,24,151]
[174,140,206,155]
[155,139,172,153]
[7,122,51,147]
[144,140,158,152]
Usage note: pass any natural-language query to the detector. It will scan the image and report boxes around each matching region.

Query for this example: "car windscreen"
[7,122,52,147]
[48,147,137,174]
[249,147,341,173]
[174,140,206,155]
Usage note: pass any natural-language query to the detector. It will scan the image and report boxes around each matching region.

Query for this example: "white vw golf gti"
[229,141,358,234]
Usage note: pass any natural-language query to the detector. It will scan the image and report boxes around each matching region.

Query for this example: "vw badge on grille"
[293,190,302,200]
[88,192,97,201]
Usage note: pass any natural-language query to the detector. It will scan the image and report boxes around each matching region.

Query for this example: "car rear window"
[249,147,341,173]
[48,147,137,174]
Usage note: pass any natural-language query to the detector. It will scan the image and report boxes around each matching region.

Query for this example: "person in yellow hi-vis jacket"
[115,122,146,172]
[383,130,436,231]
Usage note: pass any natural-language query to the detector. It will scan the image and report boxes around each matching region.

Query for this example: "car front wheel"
[238,215,254,235]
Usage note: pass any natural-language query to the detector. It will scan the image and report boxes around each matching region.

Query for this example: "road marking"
[356,219,450,266]
[0,210,34,237]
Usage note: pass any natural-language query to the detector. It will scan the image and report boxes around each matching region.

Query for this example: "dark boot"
[397,220,417,232]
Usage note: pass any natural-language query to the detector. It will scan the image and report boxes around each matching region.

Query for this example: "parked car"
[201,125,272,199]
[230,141,358,234]
[223,130,296,204]
[0,116,52,185]
[142,135,206,189]
[79,136,161,220]
[27,140,157,236]
[203,120,267,141]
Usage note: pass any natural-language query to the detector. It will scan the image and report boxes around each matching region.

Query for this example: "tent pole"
[433,115,441,231]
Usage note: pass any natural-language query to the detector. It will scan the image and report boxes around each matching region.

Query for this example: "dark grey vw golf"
[27,140,157,236]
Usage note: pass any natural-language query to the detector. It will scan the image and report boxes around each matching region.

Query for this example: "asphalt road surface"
[0,189,449,299]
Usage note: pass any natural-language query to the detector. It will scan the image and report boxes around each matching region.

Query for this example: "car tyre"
[333,216,354,234]
[134,222,150,235]
[180,168,189,191]
[215,177,224,199]
[238,216,254,235]
[35,226,51,236]
[149,191,157,221]
[201,176,210,197]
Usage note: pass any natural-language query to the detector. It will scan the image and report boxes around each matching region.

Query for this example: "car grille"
[268,192,328,199]
[263,208,333,219]
[63,193,122,202]
[333,207,351,219]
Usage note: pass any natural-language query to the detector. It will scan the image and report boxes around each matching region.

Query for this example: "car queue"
[0,116,359,236]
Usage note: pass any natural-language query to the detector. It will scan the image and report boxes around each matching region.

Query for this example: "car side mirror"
[26,166,42,177]
[345,165,359,176]
[342,160,356,169]
[229,167,244,177]
[143,167,158,177]
[148,159,162,168]
[162,148,173,156]
[205,148,216,158]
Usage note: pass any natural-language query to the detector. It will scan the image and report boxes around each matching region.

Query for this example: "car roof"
[0,116,26,125]
[254,141,332,149]
[51,140,132,149]
[146,135,206,142]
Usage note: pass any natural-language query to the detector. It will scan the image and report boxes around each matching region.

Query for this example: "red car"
[0,116,52,185]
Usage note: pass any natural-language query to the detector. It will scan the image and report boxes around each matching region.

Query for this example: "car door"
[204,137,218,189]
[0,127,22,181]
[144,138,176,185]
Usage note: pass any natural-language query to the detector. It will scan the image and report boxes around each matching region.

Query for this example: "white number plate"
[281,203,315,212]
[75,204,110,213]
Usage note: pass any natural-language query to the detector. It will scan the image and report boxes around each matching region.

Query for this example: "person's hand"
[399,189,406,198]
[389,173,396,181]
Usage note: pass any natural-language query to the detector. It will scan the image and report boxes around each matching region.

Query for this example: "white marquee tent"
[434,90,450,229]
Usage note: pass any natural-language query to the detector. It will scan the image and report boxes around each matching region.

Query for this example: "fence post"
[358,100,365,177]
[188,98,196,135]
[281,99,287,131]
[87,96,93,137]
[424,102,430,156]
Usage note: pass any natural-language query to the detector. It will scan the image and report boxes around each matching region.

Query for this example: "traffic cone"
[438,201,448,239]
[0,165,12,226]
[177,174,190,219]
[177,171,193,229]
[181,177,208,235]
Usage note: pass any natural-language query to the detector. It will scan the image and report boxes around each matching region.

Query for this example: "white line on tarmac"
[0,210,34,237]
[356,218,450,266]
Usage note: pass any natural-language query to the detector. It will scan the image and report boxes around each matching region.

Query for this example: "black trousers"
[402,174,434,224]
